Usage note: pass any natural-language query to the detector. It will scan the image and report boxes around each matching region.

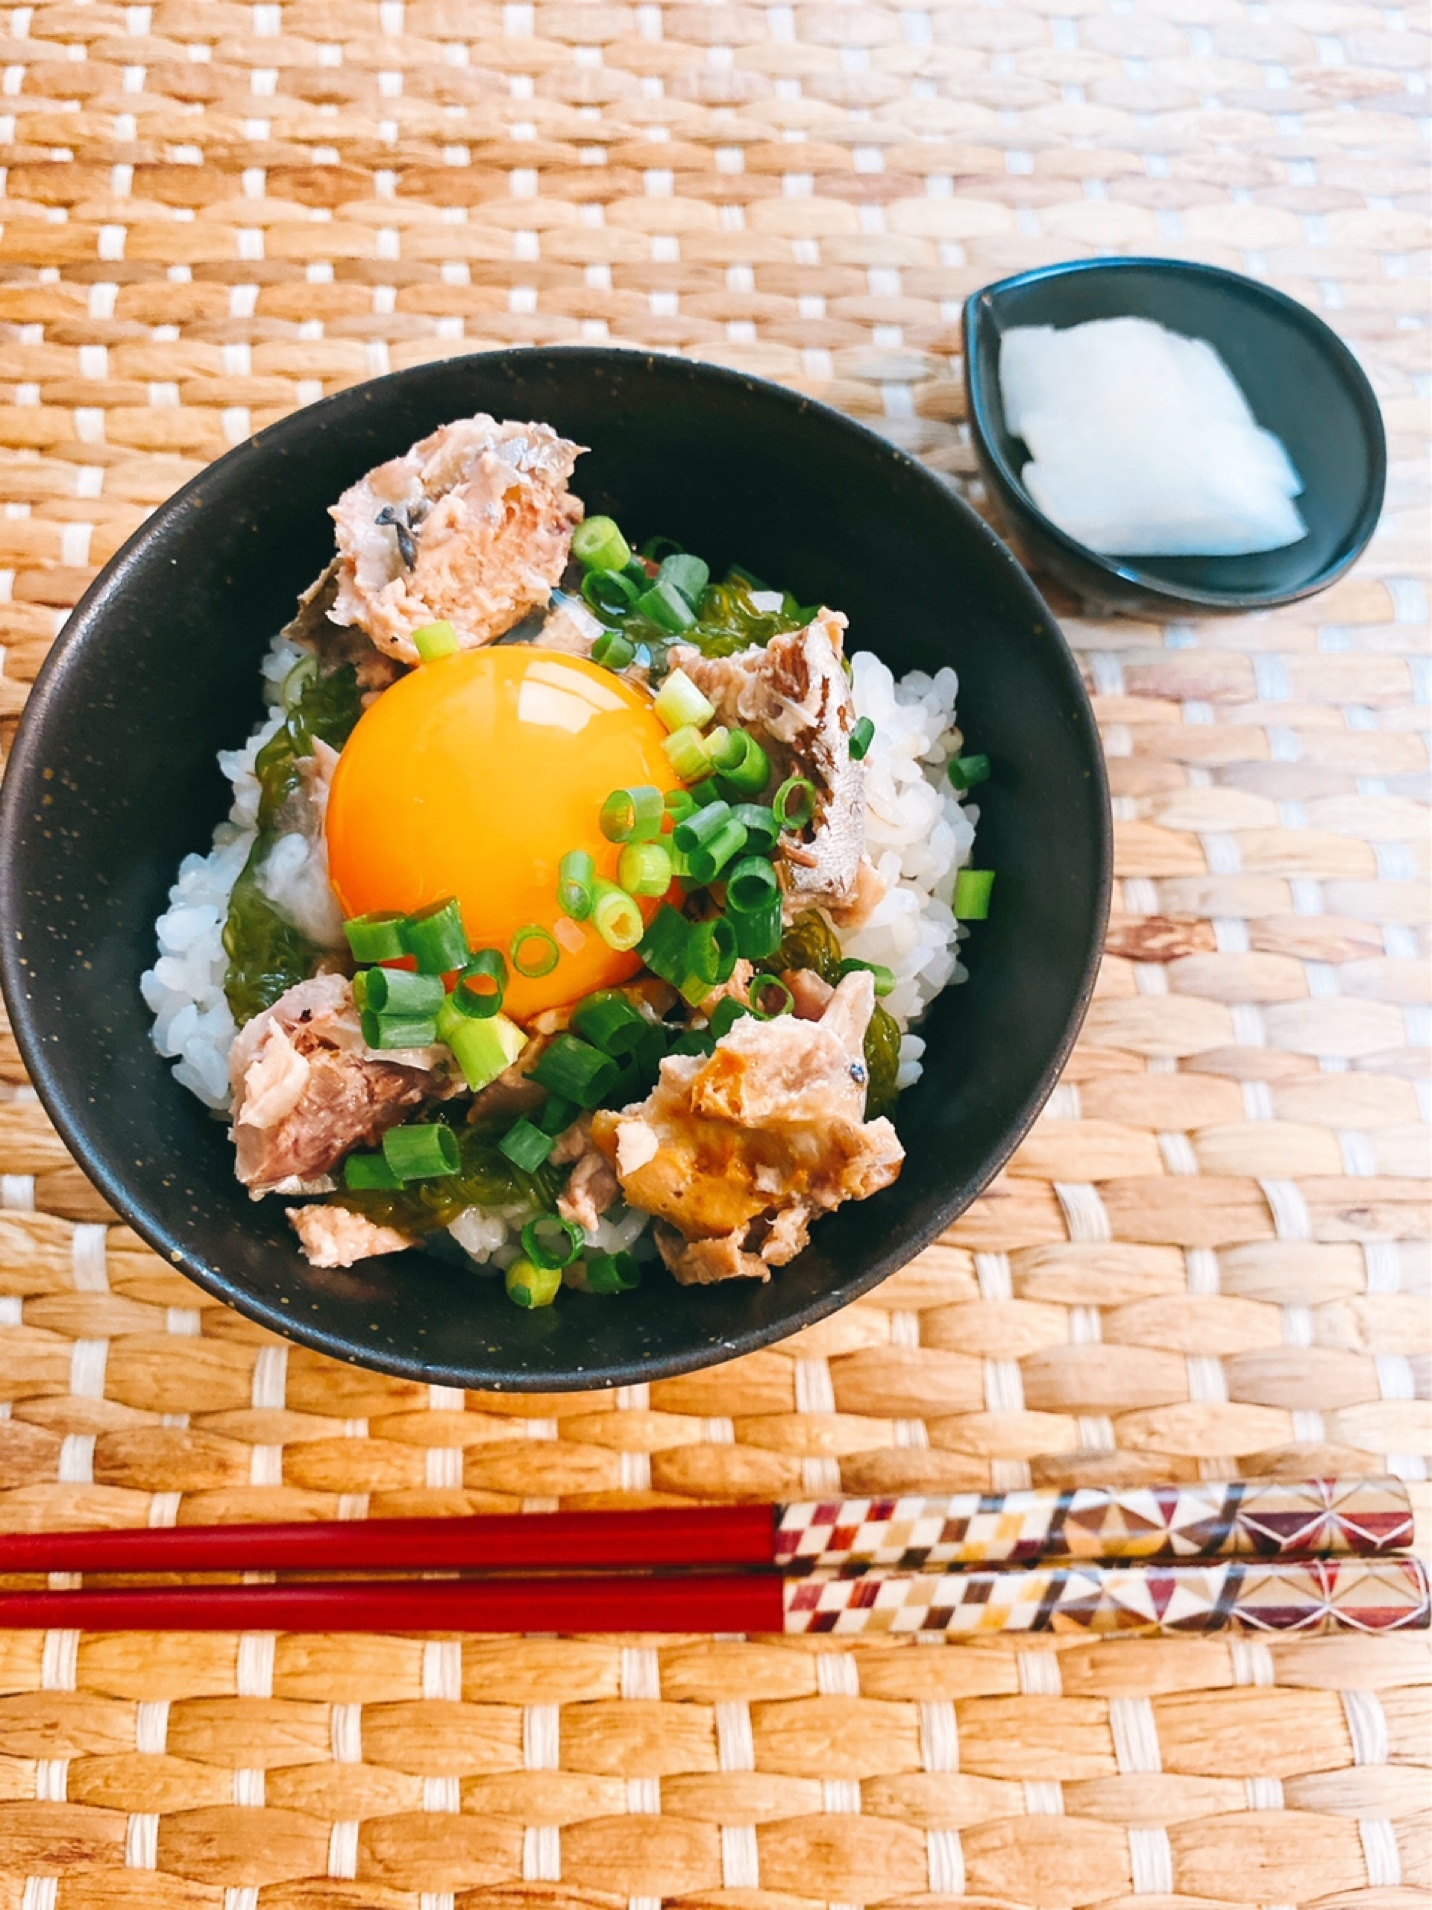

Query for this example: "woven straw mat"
[0,0,1427,1903]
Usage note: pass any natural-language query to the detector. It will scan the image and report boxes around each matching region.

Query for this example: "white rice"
[143,634,977,1241]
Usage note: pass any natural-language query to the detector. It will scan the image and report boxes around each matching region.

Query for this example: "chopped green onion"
[362,1010,439,1050]
[687,916,738,988]
[687,776,723,808]
[726,562,768,590]
[536,1092,579,1136]
[382,1122,460,1180]
[637,904,691,987]
[708,726,771,796]
[522,1212,584,1271]
[559,849,596,921]
[591,880,644,952]
[530,1032,620,1108]
[669,1028,716,1058]
[506,1256,561,1309]
[953,869,995,920]
[749,976,793,1020]
[948,753,991,793]
[591,628,636,670]
[344,912,408,963]
[707,996,751,1040]
[664,788,698,825]
[572,990,651,1057]
[618,839,673,897]
[654,668,716,734]
[581,568,640,618]
[361,968,445,1016]
[686,816,748,885]
[571,514,632,572]
[498,1117,555,1172]
[732,803,778,854]
[511,924,560,978]
[773,775,816,831]
[583,1250,642,1294]
[402,897,468,974]
[352,970,371,1011]
[837,957,896,998]
[849,716,875,761]
[658,552,709,606]
[442,1010,526,1092]
[412,620,459,662]
[725,854,779,915]
[732,897,782,961]
[635,577,697,633]
[641,535,683,563]
[599,784,664,843]
[343,1151,403,1190]
[661,724,711,783]
[672,800,733,855]
[441,947,506,1022]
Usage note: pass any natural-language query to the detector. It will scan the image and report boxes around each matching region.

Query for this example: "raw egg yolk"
[326,646,680,1022]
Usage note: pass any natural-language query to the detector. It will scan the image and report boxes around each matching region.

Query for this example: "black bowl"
[0,349,1109,1390]
[964,257,1386,616]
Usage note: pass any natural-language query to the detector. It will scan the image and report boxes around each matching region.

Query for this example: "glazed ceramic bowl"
[0,349,1109,1389]
[964,257,1386,615]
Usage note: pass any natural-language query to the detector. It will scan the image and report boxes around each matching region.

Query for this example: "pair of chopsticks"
[1,1477,1424,1637]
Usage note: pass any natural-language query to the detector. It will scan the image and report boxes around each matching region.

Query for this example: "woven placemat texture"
[0,0,1427,1903]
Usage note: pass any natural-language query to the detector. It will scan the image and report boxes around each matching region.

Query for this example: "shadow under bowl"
[964,257,1386,616]
[0,347,1109,1390]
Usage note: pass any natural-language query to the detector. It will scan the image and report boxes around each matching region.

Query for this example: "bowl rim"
[963,255,1388,612]
[0,344,1112,1386]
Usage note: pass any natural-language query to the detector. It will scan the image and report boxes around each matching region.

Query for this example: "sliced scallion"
[661,724,711,784]
[664,787,698,825]
[725,854,779,915]
[773,775,817,831]
[530,1032,620,1108]
[687,916,737,988]
[558,848,596,921]
[511,924,560,978]
[498,1117,554,1172]
[599,784,664,843]
[412,620,459,662]
[637,904,691,987]
[581,568,640,618]
[591,628,636,670]
[442,948,506,1021]
[837,957,896,998]
[343,1151,403,1190]
[707,995,751,1040]
[750,976,793,1020]
[732,803,778,855]
[708,726,771,795]
[732,897,782,961]
[362,1010,438,1050]
[654,667,715,734]
[583,1250,642,1294]
[591,880,644,952]
[686,816,748,885]
[672,799,733,855]
[571,514,632,573]
[573,990,650,1057]
[522,1212,584,1271]
[618,839,673,897]
[635,577,697,634]
[361,967,445,1016]
[536,1092,579,1136]
[953,869,995,919]
[402,897,469,974]
[382,1122,460,1180]
[658,552,709,606]
[849,716,875,761]
[506,1256,560,1309]
[442,1010,526,1092]
[641,535,683,563]
[947,753,991,793]
[344,912,407,963]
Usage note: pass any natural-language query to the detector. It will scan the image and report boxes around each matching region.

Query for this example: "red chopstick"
[0,1505,774,1576]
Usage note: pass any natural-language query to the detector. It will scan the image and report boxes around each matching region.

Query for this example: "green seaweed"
[222,663,364,1027]
[683,574,813,659]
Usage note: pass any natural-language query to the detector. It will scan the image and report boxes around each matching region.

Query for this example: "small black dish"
[0,348,1109,1391]
[964,257,1386,616]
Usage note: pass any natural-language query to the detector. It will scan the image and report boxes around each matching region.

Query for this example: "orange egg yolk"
[326,646,680,1022]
